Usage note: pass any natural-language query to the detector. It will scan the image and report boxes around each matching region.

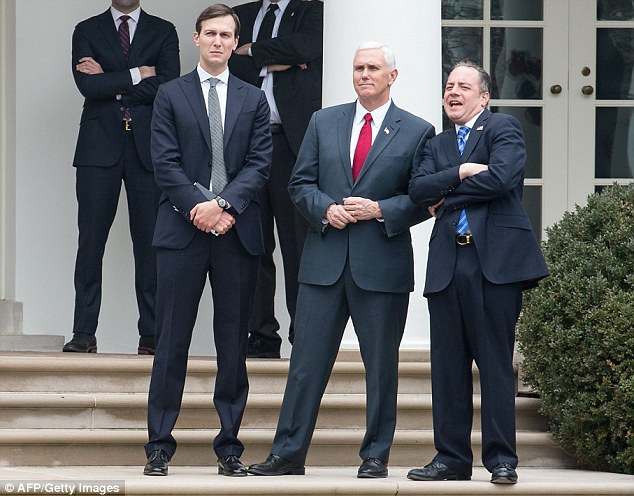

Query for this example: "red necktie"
[118,15,131,60]
[352,113,372,182]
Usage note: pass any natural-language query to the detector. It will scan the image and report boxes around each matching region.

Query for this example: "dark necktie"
[352,113,372,182]
[118,15,131,61]
[456,126,470,234]
[208,78,228,194]
[257,4,279,42]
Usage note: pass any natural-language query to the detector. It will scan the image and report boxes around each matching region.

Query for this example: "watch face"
[217,197,227,208]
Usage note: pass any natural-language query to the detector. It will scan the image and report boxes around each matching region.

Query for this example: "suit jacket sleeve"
[71,20,134,100]
[379,124,435,236]
[288,112,332,230]
[409,139,462,207]
[444,114,526,210]
[120,23,180,108]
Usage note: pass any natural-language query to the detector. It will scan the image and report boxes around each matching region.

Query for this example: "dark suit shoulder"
[74,10,110,30]
[138,10,177,29]
[391,105,434,130]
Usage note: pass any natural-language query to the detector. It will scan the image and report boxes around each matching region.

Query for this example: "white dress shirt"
[349,99,392,166]
[197,64,229,130]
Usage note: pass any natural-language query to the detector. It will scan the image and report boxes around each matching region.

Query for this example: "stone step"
[0,429,576,468]
[0,353,483,395]
[3,466,633,496]
[0,392,547,431]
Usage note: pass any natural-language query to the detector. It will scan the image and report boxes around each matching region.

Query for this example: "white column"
[322,0,442,349]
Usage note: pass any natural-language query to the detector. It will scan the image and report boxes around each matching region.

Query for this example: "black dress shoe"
[246,336,281,359]
[62,333,97,353]
[217,455,248,476]
[358,458,388,478]
[143,450,169,476]
[491,463,518,484]
[407,460,471,481]
[138,336,155,355]
[247,454,305,475]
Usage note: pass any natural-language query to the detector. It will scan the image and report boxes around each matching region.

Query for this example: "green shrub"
[517,184,634,474]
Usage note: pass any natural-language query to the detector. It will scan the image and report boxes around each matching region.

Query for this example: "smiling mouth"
[448,100,462,107]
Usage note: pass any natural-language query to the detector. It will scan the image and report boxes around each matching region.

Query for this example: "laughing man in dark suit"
[65,0,180,354]
[407,60,548,485]
[143,4,271,477]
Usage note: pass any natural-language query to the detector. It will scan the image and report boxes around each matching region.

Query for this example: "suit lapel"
[240,2,262,43]
[354,102,400,184]
[337,103,356,187]
[127,10,151,66]
[179,69,212,152]
[224,74,247,145]
[278,0,301,36]
[460,109,491,162]
[98,10,126,67]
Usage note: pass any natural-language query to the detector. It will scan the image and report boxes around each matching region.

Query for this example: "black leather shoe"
[491,463,518,484]
[138,336,155,355]
[358,458,388,478]
[248,454,305,475]
[407,460,471,481]
[217,455,248,477]
[143,450,169,476]
[62,333,97,353]
[247,336,281,358]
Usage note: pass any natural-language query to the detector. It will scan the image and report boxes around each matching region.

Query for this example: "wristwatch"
[215,196,229,210]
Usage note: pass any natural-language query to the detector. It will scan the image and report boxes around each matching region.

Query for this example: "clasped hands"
[190,201,235,235]
[428,162,489,218]
[326,197,382,230]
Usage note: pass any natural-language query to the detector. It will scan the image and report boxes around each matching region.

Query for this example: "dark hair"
[195,4,241,37]
[451,59,491,94]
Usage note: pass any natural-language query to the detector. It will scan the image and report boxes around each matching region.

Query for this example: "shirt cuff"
[130,67,141,85]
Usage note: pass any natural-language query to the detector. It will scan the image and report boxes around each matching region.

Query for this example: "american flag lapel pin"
[384,127,390,134]
[477,125,484,131]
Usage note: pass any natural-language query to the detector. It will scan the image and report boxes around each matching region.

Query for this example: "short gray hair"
[354,42,396,71]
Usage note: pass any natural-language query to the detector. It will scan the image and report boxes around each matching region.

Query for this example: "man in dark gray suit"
[248,42,435,479]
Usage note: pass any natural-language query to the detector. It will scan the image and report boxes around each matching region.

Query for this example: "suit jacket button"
[208,161,212,167]
[120,106,125,111]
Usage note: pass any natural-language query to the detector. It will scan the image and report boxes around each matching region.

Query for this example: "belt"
[122,119,133,132]
[270,123,284,134]
[456,233,474,246]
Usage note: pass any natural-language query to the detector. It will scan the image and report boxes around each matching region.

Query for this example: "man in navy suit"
[64,0,180,354]
[143,4,272,477]
[407,60,548,485]
[229,0,323,358]
[248,42,435,478]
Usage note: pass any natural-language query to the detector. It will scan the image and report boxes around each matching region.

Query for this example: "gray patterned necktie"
[208,78,227,195]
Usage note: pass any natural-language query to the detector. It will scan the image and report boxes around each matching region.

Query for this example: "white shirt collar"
[262,0,290,14]
[454,109,484,134]
[354,98,392,128]
[111,5,141,23]
[197,64,230,85]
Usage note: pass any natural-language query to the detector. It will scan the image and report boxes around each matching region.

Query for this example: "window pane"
[522,186,542,240]
[491,106,542,178]
[595,108,634,178]
[597,0,634,20]
[442,27,483,88]
[490,28,543,99]
[442,0,483,20]
[491,0,543,20]
[596,29,634,100]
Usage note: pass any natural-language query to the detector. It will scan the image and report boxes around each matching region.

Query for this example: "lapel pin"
[384,127,390,134]
[477,125,484,131]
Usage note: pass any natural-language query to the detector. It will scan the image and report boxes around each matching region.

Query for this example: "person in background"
[64,0,180,354]
[229,0,323,358]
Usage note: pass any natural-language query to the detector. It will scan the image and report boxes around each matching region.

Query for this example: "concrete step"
[0,429,576,468]
[0,352,481,395]
[0,392,547,431]
[2,466,633,496]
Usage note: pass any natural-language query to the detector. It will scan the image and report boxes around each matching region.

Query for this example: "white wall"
[14,0,441,355]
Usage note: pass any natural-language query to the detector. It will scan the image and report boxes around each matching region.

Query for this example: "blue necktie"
[457,126,470,234]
